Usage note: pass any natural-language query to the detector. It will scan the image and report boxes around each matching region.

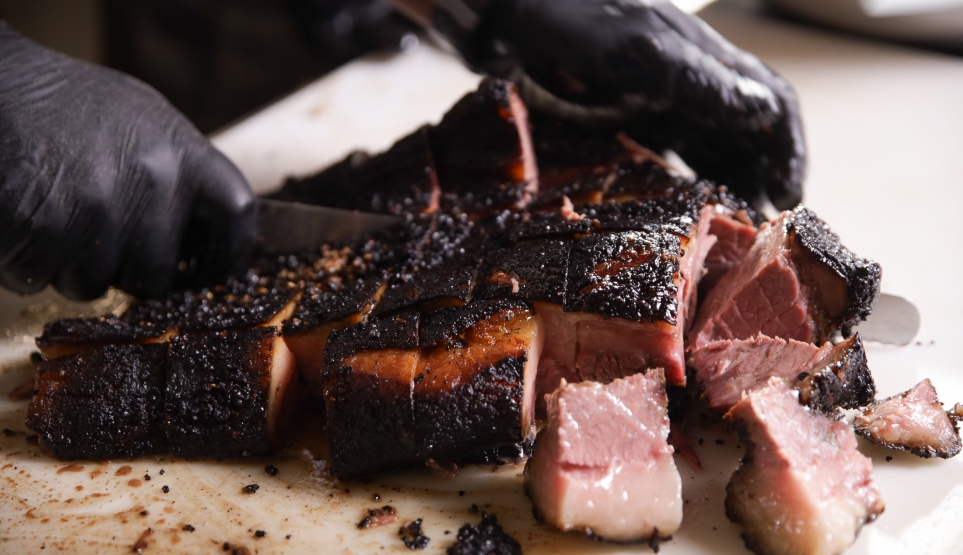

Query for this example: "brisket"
[524,370,682,543]
[854,379,962,459]
[725,380,884,555]
[689,333,874,414]
[689,206,881,351]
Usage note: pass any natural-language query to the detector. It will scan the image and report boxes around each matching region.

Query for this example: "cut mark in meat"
[725,379,884,555]
[855,379,962,459]
[525,370,682,543]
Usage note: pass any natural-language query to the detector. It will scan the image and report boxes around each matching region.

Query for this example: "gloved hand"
[0,21,256,300]
[421,0,806,209]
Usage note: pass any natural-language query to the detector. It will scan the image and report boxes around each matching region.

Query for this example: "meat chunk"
[271,127,440,215]
[690,206,881,351]
[725,380,884,555]
[702,207,758,292]
[689,333,874,413]
[854,379,961,458]
[430,77,537,212]
[36,316,172,359]
[27,344,169,459]
[525,370,682,543]
[165,327,298,458]
[323,303,542,479]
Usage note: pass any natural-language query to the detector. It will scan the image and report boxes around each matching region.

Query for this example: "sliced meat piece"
[322,313,421,480]
[854,379,962,459]
[164,327,298,458]
[430,77,537,212]
[415,302,542,462]
[690,206,881,350]
[324,302,543,480]
[725,379,884,555]
[270,126,440,215]
[525,370,682,543]
[690,333,874,413]
[702,207,758,292]
[26,343,169,460]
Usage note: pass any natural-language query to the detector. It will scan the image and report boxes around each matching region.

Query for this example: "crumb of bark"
[358,506,397,529]
[715,439,724,445]
[1,429,15,437]
[254,530,266,538]
[265,464,279,476]
[144,474,151,481]
[886,456,893,462]
[447,513,521,555]
[30,351,42,364]
[243,484,259,494]
[162,486,170,493]
[182,524,195,532]
[399,518,430,550]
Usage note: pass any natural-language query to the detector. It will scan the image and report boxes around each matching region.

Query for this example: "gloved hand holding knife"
[0,0,806,300]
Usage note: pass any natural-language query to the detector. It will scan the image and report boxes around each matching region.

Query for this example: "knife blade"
[853,292,921,346]
[255,198,401,255]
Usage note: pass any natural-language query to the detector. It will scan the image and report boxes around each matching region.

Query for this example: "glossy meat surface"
[525,370,682,543]
[725,380,884,555]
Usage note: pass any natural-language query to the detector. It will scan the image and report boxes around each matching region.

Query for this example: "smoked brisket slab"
[27,343,168,460]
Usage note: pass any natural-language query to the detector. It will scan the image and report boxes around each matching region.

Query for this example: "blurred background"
[2,0,961,135]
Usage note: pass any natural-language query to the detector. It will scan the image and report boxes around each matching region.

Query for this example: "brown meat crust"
[164,328,280,458]
[27,343,168,460]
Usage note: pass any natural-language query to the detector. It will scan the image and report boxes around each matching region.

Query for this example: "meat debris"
[855,379,961,458]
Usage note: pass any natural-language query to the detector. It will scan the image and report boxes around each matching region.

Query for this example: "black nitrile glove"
[0,21,256,300]
[429,0,806,209]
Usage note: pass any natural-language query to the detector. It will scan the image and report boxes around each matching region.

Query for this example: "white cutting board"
[3,2,963,553]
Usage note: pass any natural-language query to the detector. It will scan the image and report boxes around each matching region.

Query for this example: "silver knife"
[255,198,400,254]
[854,292,921,346]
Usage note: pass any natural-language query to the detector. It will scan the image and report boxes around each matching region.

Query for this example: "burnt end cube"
[322,314,421,480]
[27,343,169,460]
[164,328,293,459]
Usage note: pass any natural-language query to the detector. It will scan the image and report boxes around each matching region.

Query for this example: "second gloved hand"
[0,21,256,300]
[429,0,806,209]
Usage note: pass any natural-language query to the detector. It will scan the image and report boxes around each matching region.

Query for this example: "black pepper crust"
[796,334,875,414]
[787,206,882,333]
[283,273,386,335]
[325,361,420,480]
[36,316,168,351]
[430,77,532,212]
[474,239,570,304]
[565,229,682,324]
[447,514,522,555]
[164,328,279,458]
[269,127,439,216]
[414,355,528,462]
[322,313,421,367]
[420,300,530,348]
[27,343,168,459]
